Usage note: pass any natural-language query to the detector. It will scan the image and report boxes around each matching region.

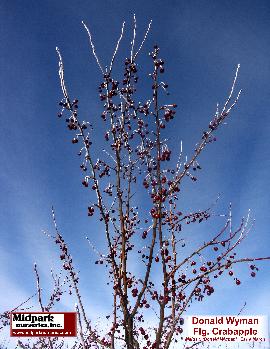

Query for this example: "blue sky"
[0,0,270,348]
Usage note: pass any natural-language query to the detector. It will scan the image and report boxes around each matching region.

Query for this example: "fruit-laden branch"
[51,17,270,349]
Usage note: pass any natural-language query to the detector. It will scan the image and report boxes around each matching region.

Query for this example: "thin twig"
[82,21,104,75]
[109,21,126,74]
[56,47,70,102]
[34,263,44,312]
[222,63,240,114]
[133,19,152,60]
[130,14,137,62]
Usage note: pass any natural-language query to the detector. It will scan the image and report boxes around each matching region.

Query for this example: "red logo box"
[10,312,77,337]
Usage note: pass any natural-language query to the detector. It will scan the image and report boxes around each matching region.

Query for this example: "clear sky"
[0,1,270,348]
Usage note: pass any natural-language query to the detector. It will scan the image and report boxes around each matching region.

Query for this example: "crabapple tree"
[2,16,270,349]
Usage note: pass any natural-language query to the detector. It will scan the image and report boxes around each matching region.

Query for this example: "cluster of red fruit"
[138,102,150,116]
[95,259,103,265]
[154,58,165,72]
[58,99,80,130]
[151,189,167,204]
[184,210,210,225]
[124,57,138,75]
[99,79,119,101]
[159,149,171,161]
[79,164,87,172]
[131,288,138,297]
[104,184,113,196]
[150,44,165,74]
[250,264,258,277]
[92,161,110,179]
[208,111,228,131]
[54,233,79,286]
[58,98,78,114]
[164,109,176,122]
[88,206,94,216]
[142,230,148,239]
[139,299,150,309]
[160,248,172,264]
[82,179,88,187]
[150,207,164,219]
[139,326,151,346]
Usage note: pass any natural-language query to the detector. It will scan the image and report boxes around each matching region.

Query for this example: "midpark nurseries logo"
[185,315,268,342]
[10,312,77,337]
